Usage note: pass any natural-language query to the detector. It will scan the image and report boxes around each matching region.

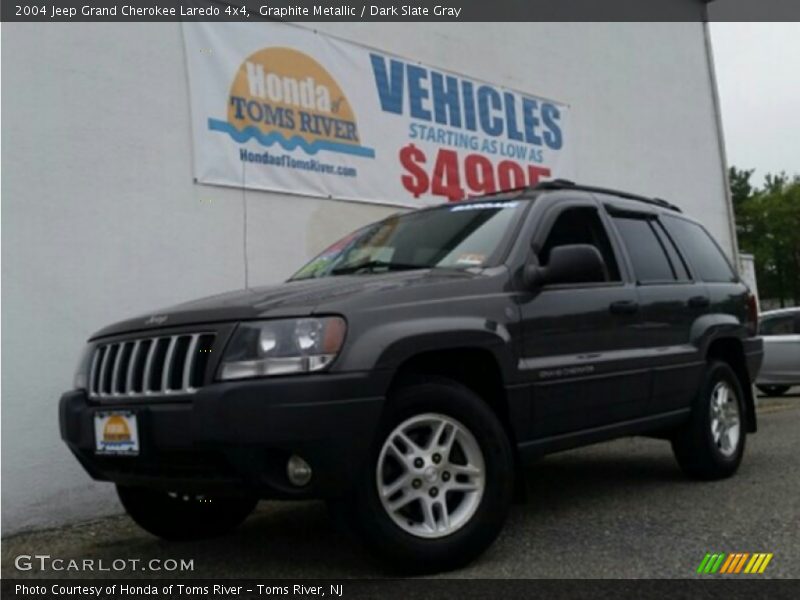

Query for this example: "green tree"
[732,167,800,307]
[729,166,756,248]
[729,166,755,207]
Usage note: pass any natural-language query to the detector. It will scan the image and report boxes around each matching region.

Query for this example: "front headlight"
[73,344,94,390]
[218,317,347,380]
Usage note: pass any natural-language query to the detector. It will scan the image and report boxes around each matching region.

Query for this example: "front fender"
[336,317,518,383]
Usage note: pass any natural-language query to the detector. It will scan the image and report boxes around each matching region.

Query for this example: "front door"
[518,201,645,440]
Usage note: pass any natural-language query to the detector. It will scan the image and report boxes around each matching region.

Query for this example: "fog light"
[286,455,312,487]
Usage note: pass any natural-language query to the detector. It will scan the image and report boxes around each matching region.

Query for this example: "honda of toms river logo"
[697,552,774,574]
[208,47,375,158]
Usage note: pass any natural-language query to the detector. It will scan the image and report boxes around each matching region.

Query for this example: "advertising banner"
[183,22,574,207]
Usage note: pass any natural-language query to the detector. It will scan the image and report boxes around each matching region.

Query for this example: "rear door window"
[652,221,690,281]
[661,216,736,283]
[612,217,675,283]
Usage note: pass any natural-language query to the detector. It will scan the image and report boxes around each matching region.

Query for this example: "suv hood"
[89,269,480,340]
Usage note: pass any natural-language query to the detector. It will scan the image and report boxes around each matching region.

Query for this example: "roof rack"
[533,179,682,213]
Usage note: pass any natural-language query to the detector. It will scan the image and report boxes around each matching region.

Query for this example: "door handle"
[609,300,639,315]
[688,295,710,308]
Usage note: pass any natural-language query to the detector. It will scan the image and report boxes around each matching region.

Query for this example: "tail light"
[745,292,759,336]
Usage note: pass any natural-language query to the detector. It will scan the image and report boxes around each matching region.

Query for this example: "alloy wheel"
[376,413,485,539]
[709,380,741,458]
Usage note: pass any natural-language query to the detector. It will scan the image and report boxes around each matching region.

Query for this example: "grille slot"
[192,334,216,389]
[102,345,119,394]
[114,343,134,394]
[88,333,215,398]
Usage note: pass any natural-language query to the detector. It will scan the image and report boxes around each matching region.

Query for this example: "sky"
[710,23,800,186]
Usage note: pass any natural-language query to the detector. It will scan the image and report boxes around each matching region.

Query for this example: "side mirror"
[528,244,608,287]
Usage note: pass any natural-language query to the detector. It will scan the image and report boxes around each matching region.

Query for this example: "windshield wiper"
[330,260,429,275]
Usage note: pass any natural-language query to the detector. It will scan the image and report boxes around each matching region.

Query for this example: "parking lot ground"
[3,391,799,579]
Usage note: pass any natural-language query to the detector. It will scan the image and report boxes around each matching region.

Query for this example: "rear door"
[606,210,708,414]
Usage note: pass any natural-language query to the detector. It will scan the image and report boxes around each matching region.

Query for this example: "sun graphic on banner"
[208,47,375,158]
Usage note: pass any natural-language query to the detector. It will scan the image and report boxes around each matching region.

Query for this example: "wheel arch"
[388,347,510,423]
[385,345,526,500]
[342,317,517,376]
[705,336,757,433]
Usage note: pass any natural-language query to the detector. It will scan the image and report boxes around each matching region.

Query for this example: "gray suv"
[61,180,763,572]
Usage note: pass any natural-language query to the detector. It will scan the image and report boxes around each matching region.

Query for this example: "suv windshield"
[290,200,526,280]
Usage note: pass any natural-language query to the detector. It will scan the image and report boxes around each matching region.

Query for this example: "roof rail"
[533,179,682,213]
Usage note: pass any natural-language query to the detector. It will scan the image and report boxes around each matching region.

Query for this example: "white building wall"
[1,21,731,534]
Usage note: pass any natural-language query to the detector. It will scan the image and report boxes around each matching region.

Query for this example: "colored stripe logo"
[697,552,773,574]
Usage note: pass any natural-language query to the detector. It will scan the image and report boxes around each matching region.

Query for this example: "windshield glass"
[290,200,526,280]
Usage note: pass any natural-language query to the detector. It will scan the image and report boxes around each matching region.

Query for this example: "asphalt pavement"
[3,390,799,579]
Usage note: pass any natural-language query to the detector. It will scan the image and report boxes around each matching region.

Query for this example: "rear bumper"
[59,371,390,498]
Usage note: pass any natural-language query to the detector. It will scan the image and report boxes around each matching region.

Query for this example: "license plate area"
[94,411,140,456]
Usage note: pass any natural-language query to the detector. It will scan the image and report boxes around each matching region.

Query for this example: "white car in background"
[757,307,800,396]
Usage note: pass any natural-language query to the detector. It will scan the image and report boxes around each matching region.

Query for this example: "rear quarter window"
[661,216,736,283]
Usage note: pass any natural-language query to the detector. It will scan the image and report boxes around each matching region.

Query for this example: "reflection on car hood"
[89,269,479,339]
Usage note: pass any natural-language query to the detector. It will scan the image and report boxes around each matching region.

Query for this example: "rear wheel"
[672,360,746,480]
[757,384,791,397]
[332,378,514,573]
[117,486,257,541]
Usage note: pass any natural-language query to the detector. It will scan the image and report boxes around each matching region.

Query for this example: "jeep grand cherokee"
[60,180,763,572]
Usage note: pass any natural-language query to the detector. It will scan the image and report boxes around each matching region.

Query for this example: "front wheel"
[672,361,746,480]
[757,384,791,397]
[117,486,257,541]
[333,378,514,573]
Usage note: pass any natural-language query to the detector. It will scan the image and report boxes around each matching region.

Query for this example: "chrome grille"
[88,333,216,398]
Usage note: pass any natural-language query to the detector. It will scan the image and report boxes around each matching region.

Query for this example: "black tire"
[671,360,747,480]
[117,486,257,541]
[757,384,791,397]
[332,377,515,573]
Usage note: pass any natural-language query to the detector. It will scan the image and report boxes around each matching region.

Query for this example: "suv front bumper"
[59,371,390,498]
